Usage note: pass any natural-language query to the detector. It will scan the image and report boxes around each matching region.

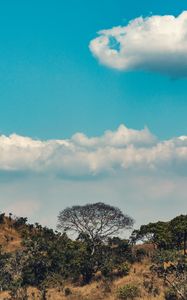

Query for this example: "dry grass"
[32,260,165,300]
[0,221,22,253]
[0,222,166,299]
[0,261,166,300]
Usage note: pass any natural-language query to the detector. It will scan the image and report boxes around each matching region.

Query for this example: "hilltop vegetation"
[0,203,186,299]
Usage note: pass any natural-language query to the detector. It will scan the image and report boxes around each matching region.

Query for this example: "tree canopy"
[131,215,187,254]
[57,202,134,245]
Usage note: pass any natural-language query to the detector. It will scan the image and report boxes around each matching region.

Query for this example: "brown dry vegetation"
[0,218,22,253]
[0,219,166,300]
[0,259,166,300]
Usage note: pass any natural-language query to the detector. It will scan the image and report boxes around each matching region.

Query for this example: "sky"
[0,0,187,230]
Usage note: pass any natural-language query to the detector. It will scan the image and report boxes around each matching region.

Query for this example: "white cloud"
[0,124,187,177]
[89,11,187,77]
[0,126,187,229]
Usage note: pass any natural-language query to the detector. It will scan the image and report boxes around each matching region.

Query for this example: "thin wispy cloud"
[0,124,187,178]
[4,200,40,218]
[89,11,187,78]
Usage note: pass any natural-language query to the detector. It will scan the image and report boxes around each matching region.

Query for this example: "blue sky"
[0,0,186,139]
[0,1,187,229]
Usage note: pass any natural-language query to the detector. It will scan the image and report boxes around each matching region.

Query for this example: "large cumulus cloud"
[0,124,187,177]
[89,11,187,78]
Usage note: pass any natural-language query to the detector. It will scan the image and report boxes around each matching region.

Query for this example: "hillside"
[0,212,186,300]
[0,216,22,253]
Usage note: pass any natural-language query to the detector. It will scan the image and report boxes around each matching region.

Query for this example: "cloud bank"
[0,124,187,177]
[89,11,187,77]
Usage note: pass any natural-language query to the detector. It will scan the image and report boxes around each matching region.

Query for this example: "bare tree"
[57,202,134,252]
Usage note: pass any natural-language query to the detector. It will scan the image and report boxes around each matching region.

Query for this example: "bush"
[151,250,178,264]
[117,284,140,299]
[135,248,147,261]
[64,287,72,296]
[117,262,130,276]
[164,289,178,300]
[14,217,28,228]
[100,261,114,278]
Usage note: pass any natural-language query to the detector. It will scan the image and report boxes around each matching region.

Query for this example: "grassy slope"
[0,217,22,253]
[0,219,166,300]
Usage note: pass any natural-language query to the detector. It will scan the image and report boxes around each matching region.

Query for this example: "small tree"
[57,202,134,254]
[131,221,171,250]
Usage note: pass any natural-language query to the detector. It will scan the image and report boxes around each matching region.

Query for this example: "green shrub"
[135,248,147,261]
[117,262,130,276]
[100,259,114,278]
[151,250,178,264]
[116,284,140,299]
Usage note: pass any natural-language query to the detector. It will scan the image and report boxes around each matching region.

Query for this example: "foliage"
[169,215,187,255]
[116,284,140,299]
[0,207,134,292]
[1,207,187,297]
[117,262,130,277]
[151,251,187,300]
[100,260,114,278]
[151,249,179,264]
[57,202,134,253]
[131,221,171,249]
[135,248,147,262]
[14,217,28,229]
[131,215,187,254]
[108,237,133,264]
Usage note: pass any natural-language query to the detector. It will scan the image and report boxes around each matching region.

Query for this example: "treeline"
[0,203,186,299]
[131,215,187,254]
[0,212,135,299]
